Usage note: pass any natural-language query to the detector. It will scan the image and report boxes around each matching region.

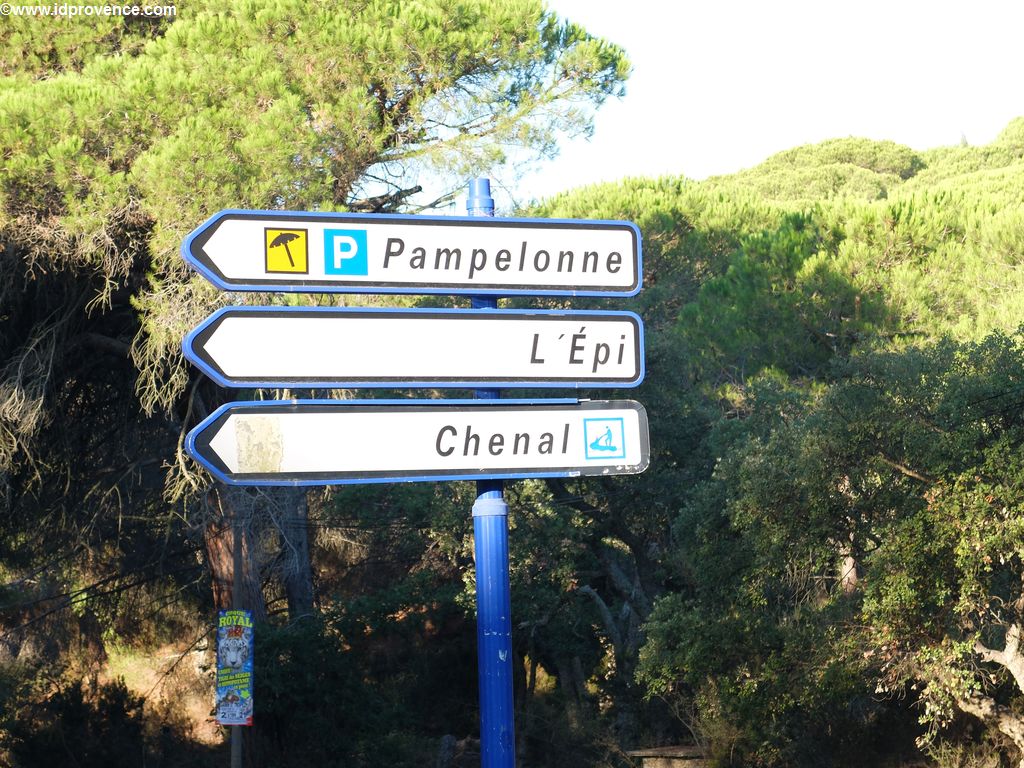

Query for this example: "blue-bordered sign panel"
[183,307,644,389]
[182,209,641,297]
[187,399,650,486]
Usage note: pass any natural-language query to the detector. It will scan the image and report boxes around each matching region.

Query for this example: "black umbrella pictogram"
[269,232,301,267]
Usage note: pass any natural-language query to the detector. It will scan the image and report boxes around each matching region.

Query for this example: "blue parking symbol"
[583,418,626,460]
[324,229,368,275]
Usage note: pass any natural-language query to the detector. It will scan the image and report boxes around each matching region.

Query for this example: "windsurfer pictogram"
[583,418,626,460]
[589,426,617,452]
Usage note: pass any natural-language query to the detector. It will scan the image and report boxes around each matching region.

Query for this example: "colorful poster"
[215,609,254,726]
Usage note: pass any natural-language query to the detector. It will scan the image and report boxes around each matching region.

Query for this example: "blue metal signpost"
[467,179,516,768]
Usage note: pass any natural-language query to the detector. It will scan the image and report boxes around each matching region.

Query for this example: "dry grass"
[101,641,221,745]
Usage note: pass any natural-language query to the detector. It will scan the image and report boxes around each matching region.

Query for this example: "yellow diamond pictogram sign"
[265,228,308,274]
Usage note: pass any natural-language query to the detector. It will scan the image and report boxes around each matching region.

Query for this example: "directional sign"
[186,399,650,486]
[183,307,644,389]
[183,209,641,297]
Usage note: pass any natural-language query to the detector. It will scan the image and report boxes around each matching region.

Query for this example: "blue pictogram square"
[324,229,369,275]
[583,418,626,460]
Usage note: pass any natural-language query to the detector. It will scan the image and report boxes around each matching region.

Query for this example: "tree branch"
[545,478,601,516]
[877,454,934,484]
[78,332,130,358]
[599,547,652,620]
[975,625,1024,692]
[347,185,423,213]
[975,639,1006,667]
[957,691,1024,753]
[578,584,623,653]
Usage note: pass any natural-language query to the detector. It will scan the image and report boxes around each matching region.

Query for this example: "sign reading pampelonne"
[183,209,641,297]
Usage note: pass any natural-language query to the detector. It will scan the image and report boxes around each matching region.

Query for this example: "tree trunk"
[278,488,314,622]
[836,480,860,595]
[973,623,1024,765]
[838,547,859,594]
[204,486,266,620]
[435,735,456,768]
[976,624,1024,693]
[204,519,266,619]
[203,486,314,623]
[556,656,583,731]
[957,692,1024,766]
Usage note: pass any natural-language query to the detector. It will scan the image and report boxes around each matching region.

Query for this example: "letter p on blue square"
[324,229,369,275]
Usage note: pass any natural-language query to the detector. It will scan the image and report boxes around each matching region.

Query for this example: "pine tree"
[0,0,628,638]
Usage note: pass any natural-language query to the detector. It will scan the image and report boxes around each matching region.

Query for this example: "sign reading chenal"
[187,400,650,485]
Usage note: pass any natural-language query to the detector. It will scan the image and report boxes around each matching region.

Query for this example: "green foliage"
[528,124,1024,762]
[4,678,146,768]
[705,138,925,203]
[638,329,1024,764]
[253,619,423,767]
[767,137,926,179]
[0,9,171,79]
[676,212,866,383]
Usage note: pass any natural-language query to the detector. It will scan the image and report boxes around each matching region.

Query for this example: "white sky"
[482,0,1024,211]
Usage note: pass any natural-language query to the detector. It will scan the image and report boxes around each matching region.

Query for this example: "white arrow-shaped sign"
[182,209,641,297]
[187,399,650,486]
[183,307,644,389]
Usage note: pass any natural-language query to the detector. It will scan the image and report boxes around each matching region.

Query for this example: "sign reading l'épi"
[183,307,644,389]
[183,210,641,297]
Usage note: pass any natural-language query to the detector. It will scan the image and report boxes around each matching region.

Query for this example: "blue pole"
[467,178,515,768]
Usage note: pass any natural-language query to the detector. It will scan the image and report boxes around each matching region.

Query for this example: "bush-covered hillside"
[530,116,1024,767]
